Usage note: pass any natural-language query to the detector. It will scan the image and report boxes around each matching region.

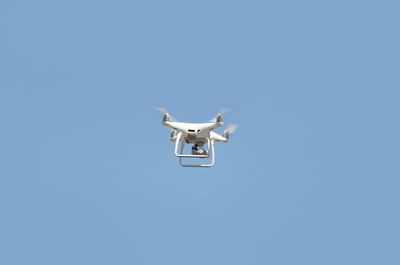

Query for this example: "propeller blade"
[209,108,232,122]
[155,107,168,114]
[155,107,176,121]
[217,108,232,115]
[225,123,239,134]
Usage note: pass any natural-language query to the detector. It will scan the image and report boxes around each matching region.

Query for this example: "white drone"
[157,107,239,167]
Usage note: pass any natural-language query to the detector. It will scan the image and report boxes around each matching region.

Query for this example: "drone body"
[157,108,238,167]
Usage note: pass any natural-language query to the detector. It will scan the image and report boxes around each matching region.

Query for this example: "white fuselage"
[163,121,226,144]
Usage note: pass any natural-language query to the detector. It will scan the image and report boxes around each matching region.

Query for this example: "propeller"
[209,108,232,123]
[155,107,176,122]
[224,123,239,134]
[222,123,239,141]
[155,107,168,114]
[217,108,232,115]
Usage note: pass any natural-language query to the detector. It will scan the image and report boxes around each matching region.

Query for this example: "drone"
[157,107,238,167]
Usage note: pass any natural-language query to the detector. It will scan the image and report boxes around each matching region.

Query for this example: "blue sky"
[1,1,399,264]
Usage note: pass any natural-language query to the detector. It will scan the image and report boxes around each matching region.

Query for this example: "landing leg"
[179,139,215,168]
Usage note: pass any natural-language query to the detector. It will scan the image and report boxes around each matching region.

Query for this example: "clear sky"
[1,1,399,264]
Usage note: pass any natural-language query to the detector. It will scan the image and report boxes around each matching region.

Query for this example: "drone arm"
[210,131,228,143]
[210,122,223,130]
[163,121,184,132]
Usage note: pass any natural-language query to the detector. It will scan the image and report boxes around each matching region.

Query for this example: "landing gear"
[174,132,215,167]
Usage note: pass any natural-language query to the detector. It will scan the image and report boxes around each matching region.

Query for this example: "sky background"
[1,1,399,264]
